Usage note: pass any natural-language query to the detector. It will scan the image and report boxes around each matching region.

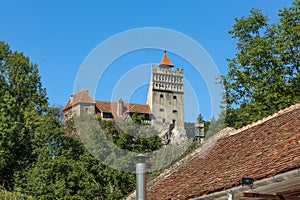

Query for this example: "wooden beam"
[242,192,300,200]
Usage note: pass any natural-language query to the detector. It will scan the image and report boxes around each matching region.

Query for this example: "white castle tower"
[147,50,187,144]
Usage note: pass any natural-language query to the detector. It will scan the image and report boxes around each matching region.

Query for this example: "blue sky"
[0,0,293,122]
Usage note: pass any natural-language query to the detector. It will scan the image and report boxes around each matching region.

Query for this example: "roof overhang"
[191,168,300,200]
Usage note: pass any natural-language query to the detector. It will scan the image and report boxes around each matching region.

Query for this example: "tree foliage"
[0,41,158,199]
[0,41,48,190]
[223,1,300,128]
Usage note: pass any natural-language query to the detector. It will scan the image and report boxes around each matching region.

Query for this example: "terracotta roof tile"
[64,90,150,118]
[126,103,151,114]
[141,103,300,200]
[95,100,151,119]
[95,101,116,112]
[159,51,174,67]
[63,89,95,111]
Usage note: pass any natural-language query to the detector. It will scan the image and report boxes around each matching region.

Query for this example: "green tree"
[223,1,300,128]
[17,113,136,200]
[0,41,162,199]
[0,41,48,190]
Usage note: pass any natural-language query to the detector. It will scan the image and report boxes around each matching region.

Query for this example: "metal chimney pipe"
[136,154,147,200]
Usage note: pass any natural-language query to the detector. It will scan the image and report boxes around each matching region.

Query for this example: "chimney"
[117,98,124,116]
[194,122,205,142]
[70,94,73,103]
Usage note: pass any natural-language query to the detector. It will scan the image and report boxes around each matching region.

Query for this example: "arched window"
[173,95,177,100]
[160,94,164,98]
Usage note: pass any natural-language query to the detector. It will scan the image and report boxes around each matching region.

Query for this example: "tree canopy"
[222,1,300,128]
[0,41,48,190]
[0,41,154,199]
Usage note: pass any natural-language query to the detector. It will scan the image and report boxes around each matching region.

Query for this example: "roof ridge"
[229,103,300,136]
[95,100,115,103]
[95,100,148,106]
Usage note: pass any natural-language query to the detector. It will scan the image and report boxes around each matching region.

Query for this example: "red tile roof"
[95,101,116,113]
[95,100,150,120]
[95,101,150,115]
[64,90,150,117]
[63,89,95,111]
[159,51,174,67]
[126,103,151,114]
[133,103,300,200]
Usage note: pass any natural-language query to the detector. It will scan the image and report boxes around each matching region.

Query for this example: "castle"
[63,51,189,144]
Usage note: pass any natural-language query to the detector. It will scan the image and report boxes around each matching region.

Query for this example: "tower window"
[173,96,177,100]
[160,94,164,98]
[173,110,178,114]
[159,108,164,112]
[162,118,165,123]
[172,119,176,124]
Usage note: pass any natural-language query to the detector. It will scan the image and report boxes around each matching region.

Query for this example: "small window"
[159,108,164,112]
[160,94,164,98]
[173,96,177,100]
[162,119,165,123]
[85,108,89,112]
[173,110,178,114]
[103,112,113,118]
[172,119,176,124]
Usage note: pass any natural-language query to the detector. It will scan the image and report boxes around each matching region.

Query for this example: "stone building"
[63,90,151,123]
[63,51,187,143]
[147,50,186,143]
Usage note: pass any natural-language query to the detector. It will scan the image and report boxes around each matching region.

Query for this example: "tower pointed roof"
[159,50,174,67]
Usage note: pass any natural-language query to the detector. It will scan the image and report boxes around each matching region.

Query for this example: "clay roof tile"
[125,103,300,200]
[63,89,95,111]
[159,50,174,67]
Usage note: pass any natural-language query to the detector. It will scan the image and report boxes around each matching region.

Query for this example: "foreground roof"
[127,103,300,199]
